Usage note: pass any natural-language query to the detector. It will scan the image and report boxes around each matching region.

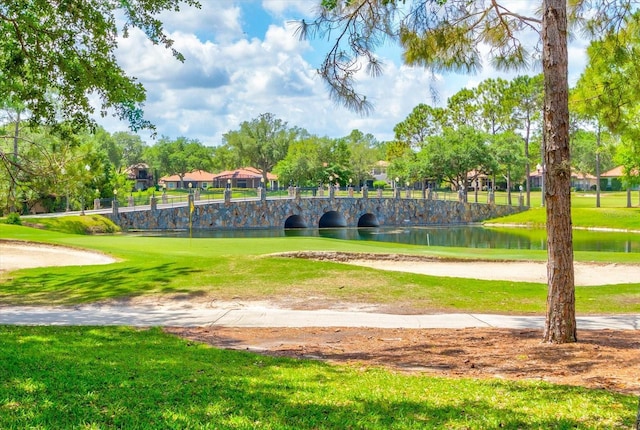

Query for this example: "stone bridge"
[107,190,525,231]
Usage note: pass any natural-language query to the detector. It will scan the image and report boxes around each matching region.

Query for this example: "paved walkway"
[1,303,638,330]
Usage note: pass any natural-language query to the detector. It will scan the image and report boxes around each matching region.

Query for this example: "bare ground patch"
[165,326,640,395]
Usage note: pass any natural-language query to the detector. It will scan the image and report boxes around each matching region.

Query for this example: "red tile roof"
[160,168,277,183]
[601,165,638,177]
[212,167,277,180]
[159,170,214,182]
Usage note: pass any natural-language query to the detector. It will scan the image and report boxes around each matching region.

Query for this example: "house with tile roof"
[159,168,278,190]
[158,170,214,190]
[531,165,598,191]
[124,163,154,191]
[601,165,640,191]
[212,167,278,189]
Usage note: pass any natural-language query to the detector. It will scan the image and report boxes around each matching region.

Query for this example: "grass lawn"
[487,190,640,231]
[488,206,640,230]
[1,204,639,429]
[523,190,638,209]
[0,325,636,429]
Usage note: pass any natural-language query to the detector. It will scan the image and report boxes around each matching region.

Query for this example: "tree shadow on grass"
[0,262,204,305]
[0,326,634,429]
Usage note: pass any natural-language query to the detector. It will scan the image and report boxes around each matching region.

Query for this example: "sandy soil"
[350,260,638,286]
[2,241,639,395]
[275,251,640,286]
[0,241,116,272]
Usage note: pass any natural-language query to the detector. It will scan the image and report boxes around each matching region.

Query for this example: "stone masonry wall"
[107,196,525,231]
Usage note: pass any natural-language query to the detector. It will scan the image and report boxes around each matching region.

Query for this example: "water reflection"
[140,226,639,253]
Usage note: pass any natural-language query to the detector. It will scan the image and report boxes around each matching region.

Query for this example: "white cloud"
[263,24,307,53]
[113,17,327,144]
[101,2,590,149]
[261,0,316,17]
[157,3,244,42]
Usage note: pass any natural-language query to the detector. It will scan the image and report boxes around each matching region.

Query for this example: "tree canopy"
[222,113,301,184]
[0,124,127,213]
[393,104,446,150]
[145,136,212,187]
[0,0,200,132]
[423,126,491,192]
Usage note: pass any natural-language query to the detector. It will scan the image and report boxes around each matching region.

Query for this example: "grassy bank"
[487,206,640,230]
[0,325,635,429]
[484,190,640,230]
[8,214,121,234]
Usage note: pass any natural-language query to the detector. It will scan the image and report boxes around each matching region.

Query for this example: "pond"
[138,226,640,253]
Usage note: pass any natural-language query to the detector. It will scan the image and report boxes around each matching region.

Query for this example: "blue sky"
[101,1,589,146]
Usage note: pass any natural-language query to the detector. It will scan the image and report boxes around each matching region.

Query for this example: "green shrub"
[611,178,622,191]
[599,178,608,190]
[5,212,21,225]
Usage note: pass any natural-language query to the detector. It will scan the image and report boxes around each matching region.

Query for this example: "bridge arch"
[357,213,379,228]
[318,211,347,228]
[284,214,307,229]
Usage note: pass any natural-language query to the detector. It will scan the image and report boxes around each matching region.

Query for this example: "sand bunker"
[276,251,639,286]
[347,259,637,286]
[0,241,116,272]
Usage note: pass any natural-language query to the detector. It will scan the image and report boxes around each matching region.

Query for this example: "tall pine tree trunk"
[541,0,576,343]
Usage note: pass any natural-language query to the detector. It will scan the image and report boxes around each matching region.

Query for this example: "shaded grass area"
[1,225,638,314]
[0,262,204,304]
[0,326,635,429]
